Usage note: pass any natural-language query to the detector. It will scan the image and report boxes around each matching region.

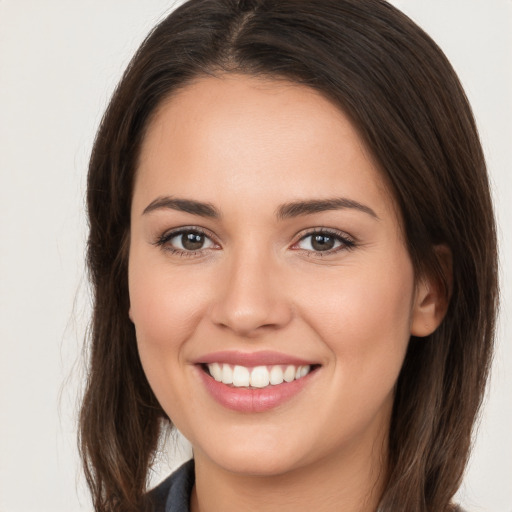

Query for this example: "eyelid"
[155,225,212,243]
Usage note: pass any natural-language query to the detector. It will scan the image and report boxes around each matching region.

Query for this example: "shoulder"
[146,459,195,512]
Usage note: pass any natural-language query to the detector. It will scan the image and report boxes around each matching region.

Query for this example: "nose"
[209,248,293,338]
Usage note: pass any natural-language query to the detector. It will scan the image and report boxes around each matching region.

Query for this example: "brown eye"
[295,230,355,254]
[162,229,216,252]
[181,232,206,250]
[311,234,336,251]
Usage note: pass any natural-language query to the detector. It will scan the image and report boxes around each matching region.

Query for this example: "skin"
[128,75,446,512]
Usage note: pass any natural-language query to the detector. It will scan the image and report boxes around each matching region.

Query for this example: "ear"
[410,245,452,337]
[128,306,134,323]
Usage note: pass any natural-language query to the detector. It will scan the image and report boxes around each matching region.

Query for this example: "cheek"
[299,253,415,386]
[127,253,215,420]
[128,252,209,361]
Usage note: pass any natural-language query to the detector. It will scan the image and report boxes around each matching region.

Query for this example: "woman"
[79,1,498,511]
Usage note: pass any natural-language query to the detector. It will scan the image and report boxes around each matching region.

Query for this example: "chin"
[193,429,310,477]
[211,451,303,477]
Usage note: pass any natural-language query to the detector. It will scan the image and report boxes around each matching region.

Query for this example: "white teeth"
[283,365,296,383]
[207,363,313,388]
[210,362,222,382]
[250,366,270,388]
[232,365,250,387]
[269,365,284,385]
[221,364,233,384]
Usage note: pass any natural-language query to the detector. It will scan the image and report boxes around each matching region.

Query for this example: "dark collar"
[148,459,195,512]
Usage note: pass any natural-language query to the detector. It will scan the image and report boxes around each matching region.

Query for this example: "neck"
[190,429,388,512]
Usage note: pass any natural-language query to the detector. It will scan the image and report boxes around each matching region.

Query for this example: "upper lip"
[195,350,317,367]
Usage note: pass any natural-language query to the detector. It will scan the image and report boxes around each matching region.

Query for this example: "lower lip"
[197,367,316,413]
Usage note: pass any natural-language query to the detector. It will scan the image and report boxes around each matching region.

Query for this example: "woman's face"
[128,75,434,477]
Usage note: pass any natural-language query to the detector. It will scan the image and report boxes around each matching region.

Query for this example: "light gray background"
[0,1,510,511]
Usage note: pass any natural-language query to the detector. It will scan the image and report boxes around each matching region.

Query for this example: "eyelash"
[293,228,356,256]
[154,227,356,258]
[154,226,217,258]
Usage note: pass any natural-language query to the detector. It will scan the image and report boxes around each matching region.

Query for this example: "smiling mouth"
[201,363,319,389]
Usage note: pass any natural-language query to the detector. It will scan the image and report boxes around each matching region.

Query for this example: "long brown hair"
[80,1,498,510]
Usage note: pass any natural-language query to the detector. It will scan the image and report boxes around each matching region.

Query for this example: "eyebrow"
[143,197,220,218]
[276,198,379,220]
[142,195,379,220]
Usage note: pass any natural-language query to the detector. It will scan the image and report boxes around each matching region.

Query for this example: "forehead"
[142,74,366,161]
[134,74,397,222]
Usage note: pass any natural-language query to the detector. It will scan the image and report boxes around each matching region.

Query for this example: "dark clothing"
[149,459,195,512]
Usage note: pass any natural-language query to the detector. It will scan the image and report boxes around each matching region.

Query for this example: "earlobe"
[128,307,134,323]
[410,245,452,337]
